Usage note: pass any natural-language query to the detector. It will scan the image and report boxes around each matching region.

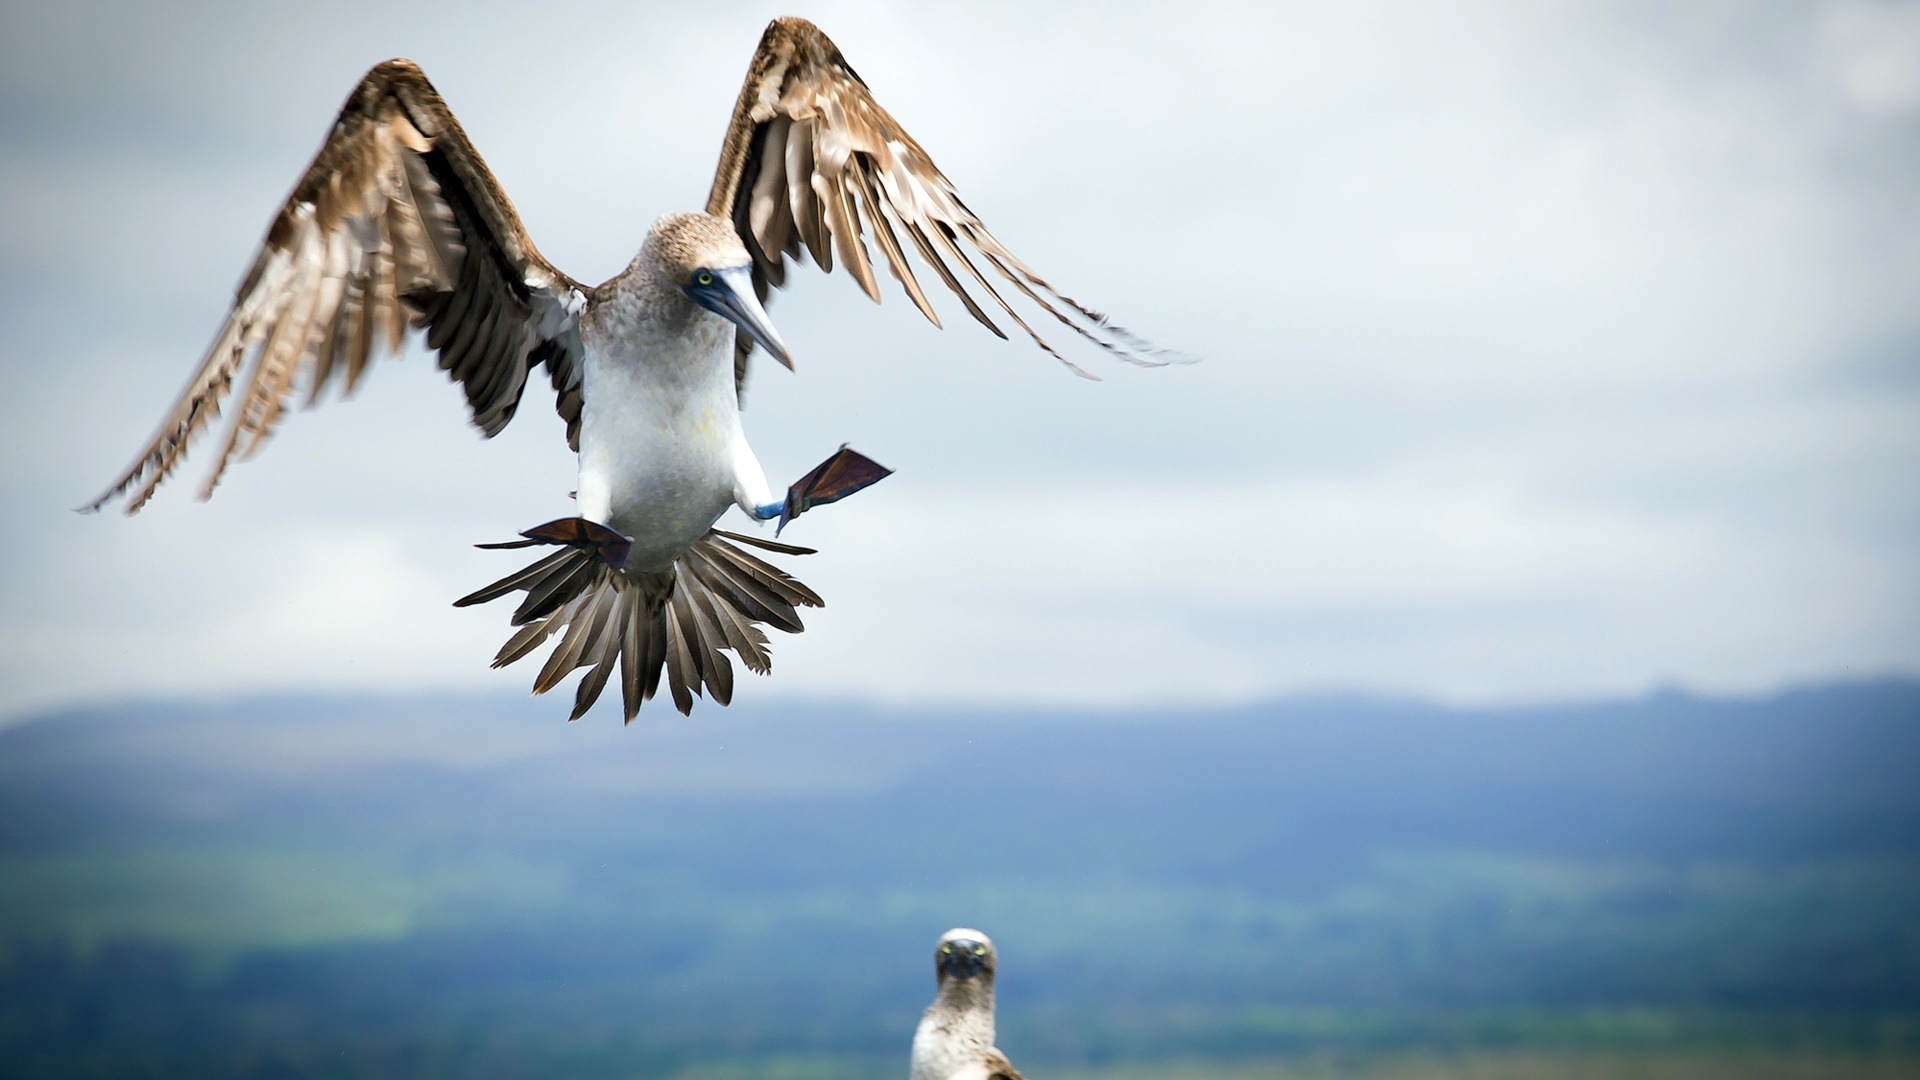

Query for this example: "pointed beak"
[687,265,793,370]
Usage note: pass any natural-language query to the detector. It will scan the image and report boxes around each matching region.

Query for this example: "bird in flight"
[84,17,1168,721]
[912,928,1026,1080]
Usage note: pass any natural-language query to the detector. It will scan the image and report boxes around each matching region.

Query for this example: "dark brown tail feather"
[454,530,823,720]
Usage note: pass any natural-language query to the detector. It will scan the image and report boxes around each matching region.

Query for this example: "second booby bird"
[84,18,1169,721]
[912,928,1026,1080]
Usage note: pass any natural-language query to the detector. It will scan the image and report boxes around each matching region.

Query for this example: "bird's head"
[934,927,996,984]
[644,212,792,369]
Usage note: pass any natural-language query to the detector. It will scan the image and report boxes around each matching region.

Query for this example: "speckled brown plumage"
[644,212,752,281]
[586,214,754,342]
[84,59,586,514]
[706,17,1174,391]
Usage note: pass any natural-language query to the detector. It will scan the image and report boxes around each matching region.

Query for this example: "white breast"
[910,1009,995,1080]
[575,306,744,572]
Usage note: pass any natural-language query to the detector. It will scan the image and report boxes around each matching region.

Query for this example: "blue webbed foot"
[471,517,632,570]
[769,445,893,536]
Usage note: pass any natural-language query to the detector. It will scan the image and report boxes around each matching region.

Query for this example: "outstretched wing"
[86,59,587,515]
[706,16,1170,391]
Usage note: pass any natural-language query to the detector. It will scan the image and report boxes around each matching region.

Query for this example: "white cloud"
[1822,1,1920,113]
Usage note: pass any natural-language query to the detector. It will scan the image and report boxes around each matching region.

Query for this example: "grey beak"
[687,265,793,370]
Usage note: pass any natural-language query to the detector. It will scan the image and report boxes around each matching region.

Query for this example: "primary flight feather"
[84,17,1168,721]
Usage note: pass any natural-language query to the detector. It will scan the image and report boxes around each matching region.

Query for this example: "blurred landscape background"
[4,680,1916,1078]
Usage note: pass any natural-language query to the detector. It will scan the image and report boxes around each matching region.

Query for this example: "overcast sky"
[1,0,1916,719]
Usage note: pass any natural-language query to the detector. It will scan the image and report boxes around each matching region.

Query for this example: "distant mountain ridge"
[7,678,1917,845]
[11,677,1920,788]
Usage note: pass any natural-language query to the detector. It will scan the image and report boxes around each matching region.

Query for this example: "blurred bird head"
[644,212,792,369]
[934,927,995,983]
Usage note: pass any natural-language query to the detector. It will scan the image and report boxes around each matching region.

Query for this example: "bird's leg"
[757,444,894,536]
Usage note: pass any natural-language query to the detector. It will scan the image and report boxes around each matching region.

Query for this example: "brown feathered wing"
[85,59,587,514]
[706,16,1173,392]
[982,1050,1027,1080]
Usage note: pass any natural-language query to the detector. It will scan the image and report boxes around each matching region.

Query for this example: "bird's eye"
[694,270,714,286]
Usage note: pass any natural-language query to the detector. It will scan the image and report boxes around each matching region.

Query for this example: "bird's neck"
[937,976,993,1024]
[912,977,995,1079]
[584,268,736,391]
[591,265,703,336]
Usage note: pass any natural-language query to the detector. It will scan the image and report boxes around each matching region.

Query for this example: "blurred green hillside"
[2,682,1917,1078]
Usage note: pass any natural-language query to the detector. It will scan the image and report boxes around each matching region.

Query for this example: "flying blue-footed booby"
[912,929,1025,1080]
[83,17,1168,721]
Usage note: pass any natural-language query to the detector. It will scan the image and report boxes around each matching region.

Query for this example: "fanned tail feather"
[453,529,822,720]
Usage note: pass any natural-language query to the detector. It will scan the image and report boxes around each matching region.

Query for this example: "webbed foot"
[762,445,893,535]
[475,516,633,570]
